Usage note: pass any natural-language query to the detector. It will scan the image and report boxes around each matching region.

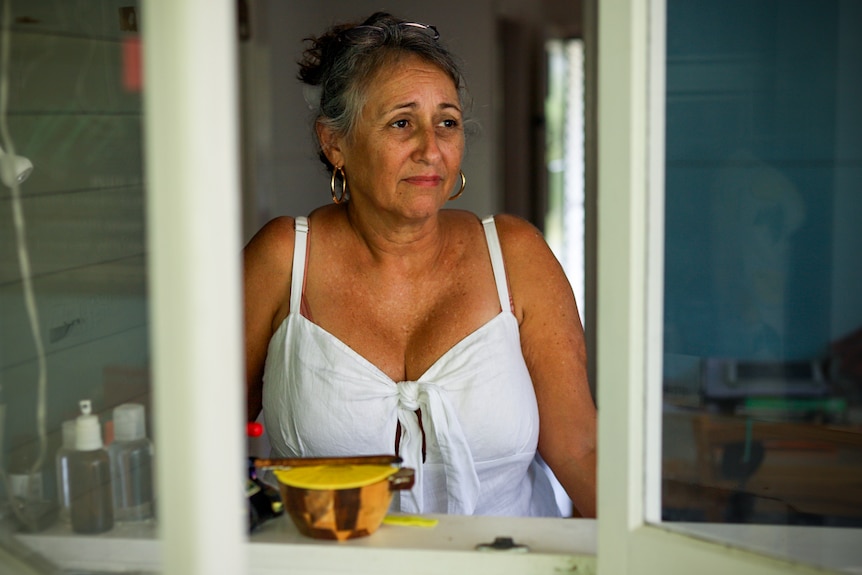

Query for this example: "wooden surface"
[662,410,862,522]
[255,455,402,469]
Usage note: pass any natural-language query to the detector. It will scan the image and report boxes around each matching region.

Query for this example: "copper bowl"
[255,455,415,541]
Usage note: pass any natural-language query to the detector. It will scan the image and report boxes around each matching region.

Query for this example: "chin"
[399,197,446,219]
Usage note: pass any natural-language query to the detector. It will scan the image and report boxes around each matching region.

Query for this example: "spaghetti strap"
[481,216,511,312]
[289,216,309,313]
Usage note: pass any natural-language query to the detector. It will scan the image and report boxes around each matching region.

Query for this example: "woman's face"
[323,54,465,221]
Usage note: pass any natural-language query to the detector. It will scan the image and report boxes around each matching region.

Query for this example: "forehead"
[362,55,460,113]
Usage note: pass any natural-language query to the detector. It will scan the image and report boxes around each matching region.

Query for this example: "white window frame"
[596,1,856,574]
[143,1,247,573]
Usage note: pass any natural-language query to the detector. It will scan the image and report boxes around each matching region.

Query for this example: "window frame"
[596,1,856,574]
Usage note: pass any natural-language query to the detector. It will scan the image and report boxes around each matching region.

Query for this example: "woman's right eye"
[391,119,409,129]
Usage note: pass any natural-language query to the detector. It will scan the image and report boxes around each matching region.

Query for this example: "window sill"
[15,515,596,574]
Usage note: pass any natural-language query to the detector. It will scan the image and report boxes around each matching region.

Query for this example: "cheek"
[443,134,465,158]
[349,145,404,190]
[374,143,411,171]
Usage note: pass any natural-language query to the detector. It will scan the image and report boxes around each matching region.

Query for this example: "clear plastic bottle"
[69,400,113,534]
[7,434,43,503]
[54,419,76,524]
[108,403,154,522]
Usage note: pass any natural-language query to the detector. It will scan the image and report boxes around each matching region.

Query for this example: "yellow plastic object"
[382,515,439,528]
[273,464,399,490]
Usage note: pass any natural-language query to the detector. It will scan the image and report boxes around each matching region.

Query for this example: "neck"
[344,202,447,270]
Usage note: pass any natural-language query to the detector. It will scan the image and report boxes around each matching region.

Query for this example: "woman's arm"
[242,216,295,422]
[495,214,597,518]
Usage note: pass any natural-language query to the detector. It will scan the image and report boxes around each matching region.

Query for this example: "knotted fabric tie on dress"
[395,380,480,515]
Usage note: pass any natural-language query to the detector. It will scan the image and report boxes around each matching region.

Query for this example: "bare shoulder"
[492,213,558,271]
[491,213,547,250]
[243,216,296,319]
[245,215,296,253]
[491,214,574,319]
[244,216,296,269]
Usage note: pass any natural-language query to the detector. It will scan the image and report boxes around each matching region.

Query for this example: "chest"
[303,248,502,382]
[263,311,540,463]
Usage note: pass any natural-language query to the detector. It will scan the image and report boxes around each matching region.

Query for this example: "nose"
[413,126,442,163]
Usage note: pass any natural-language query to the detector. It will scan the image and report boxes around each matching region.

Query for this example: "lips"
[404,175,442,186]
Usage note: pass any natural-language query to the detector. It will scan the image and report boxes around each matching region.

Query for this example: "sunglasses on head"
[338,21,440,43]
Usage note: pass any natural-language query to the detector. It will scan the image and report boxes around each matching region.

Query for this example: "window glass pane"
[1,1,155,572]
[661,0,862,553]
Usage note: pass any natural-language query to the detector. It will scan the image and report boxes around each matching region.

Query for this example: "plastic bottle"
[7,434,43,503]
[69,400,113,534]
[6,433,56,532]
[108,403,154,522]
[54,420,76,524]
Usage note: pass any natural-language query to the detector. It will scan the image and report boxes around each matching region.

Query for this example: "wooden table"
[662,410,862,523]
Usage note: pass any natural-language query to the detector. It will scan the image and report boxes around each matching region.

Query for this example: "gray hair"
[297,12,470,173]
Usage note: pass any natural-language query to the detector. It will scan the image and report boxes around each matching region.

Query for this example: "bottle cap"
[61,419,76,449]
[75,399,103,451]
[113,403,146,442]
[246,422,263,438]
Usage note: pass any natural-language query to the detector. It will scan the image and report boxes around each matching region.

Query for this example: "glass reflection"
[0,0,152,570]
[661,0,862,527]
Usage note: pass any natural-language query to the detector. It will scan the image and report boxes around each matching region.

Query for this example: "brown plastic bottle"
[69,400,114,534]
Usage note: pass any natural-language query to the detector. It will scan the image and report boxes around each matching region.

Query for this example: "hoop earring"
[448,171,466,201]
[331,166,348,204]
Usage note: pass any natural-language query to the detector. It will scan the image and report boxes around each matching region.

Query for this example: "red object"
[122,36,142,92]
[247,422,264,438]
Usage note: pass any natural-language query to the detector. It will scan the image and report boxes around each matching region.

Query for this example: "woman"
[244,12,596,517]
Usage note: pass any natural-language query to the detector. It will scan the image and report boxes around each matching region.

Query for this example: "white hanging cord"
[0,0,49,528]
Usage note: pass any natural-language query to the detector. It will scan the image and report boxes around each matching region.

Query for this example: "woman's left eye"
[440,119,459,128]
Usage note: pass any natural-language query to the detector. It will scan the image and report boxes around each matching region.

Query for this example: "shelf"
[14,515,597,574]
